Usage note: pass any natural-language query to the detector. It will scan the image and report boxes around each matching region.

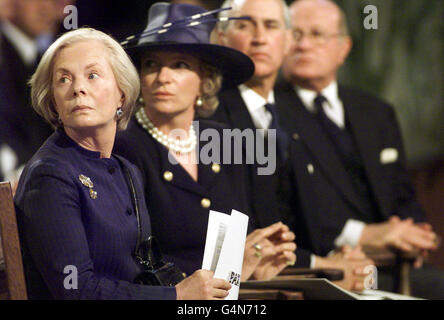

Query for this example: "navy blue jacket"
[14,128,176,300]
[114,119,253,276]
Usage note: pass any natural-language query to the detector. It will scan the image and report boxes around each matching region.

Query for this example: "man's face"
[219,0,290,82]
[0,0,14,21]
[282,0,351,90]
[13,0,58,38]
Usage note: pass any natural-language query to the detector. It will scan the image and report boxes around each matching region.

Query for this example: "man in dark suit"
[278,0,443,298]
[0,0,59,186]
[210,0,373,292]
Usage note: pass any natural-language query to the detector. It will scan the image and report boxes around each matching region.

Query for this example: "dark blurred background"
[73,0,224,39]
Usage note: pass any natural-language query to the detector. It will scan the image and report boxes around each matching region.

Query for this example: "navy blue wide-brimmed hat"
[121,2,254,86]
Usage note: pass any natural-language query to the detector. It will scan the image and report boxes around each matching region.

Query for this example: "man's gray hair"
[288,0,350,36]
[218,0,291,31]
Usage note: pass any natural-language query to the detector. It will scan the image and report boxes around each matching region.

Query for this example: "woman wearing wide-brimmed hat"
[114,2,297,282]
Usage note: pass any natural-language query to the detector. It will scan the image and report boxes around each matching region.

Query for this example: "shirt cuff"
[334,219,366,248]
[310,254,316,269]
[0,143,18,175]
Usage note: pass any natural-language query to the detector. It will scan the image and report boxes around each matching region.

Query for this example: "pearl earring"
[196,97,203,107]
[116,107,123,118]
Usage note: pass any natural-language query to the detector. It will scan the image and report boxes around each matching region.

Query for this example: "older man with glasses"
[276,0,444,299]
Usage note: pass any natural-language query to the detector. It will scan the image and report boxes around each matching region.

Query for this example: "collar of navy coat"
[54,127,133,173]
[54,127,102,159]
[50,128,146,215]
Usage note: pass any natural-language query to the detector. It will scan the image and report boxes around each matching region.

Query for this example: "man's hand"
[315,245,375,292]
[359,216,438,254]
[413,222,440,268]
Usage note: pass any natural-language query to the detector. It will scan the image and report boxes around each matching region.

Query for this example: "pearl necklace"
[135,107,197,154]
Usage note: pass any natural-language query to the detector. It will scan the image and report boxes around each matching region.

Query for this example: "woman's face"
[140,50,202,118]
[52,40,123,132]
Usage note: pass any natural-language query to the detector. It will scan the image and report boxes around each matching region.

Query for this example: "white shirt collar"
[1,21,38,66]
[239,84,275,110]
[295,81,345,128]
[238,84,275,130]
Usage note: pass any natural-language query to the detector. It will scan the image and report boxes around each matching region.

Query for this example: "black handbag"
[133,235,186,287]
[119,160,186,287]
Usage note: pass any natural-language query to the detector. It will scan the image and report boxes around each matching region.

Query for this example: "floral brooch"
[79,174,98,199]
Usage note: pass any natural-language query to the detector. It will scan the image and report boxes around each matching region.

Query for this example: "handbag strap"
[115,155,165,269]
[114,155,143,256]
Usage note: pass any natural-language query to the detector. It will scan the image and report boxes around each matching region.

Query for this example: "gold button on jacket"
[211,163,221,173]
[307,164,314,174]
[163,171,173,181]
[201,198,211,208]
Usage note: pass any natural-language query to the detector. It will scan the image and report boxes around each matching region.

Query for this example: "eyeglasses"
[292,29,343,45]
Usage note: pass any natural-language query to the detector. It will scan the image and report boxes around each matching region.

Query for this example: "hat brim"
[125,42,254,87]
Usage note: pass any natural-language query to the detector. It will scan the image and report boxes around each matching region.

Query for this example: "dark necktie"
[313,95,335,129]
[313,94,360,169]
[264,103,288,162]
[313,94,347,151]
[313,96,379,221]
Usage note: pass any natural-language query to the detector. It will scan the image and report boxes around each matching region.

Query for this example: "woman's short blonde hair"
[30,27,140,130]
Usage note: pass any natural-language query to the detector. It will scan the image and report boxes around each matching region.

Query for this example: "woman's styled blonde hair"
[30,28,140,130]
[197,60,223,118]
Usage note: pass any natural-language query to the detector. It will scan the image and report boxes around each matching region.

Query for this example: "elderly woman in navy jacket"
[114,3,297,281]
[14,27,231,300]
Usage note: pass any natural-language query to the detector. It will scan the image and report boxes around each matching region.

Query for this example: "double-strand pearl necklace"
[135,107,197,154]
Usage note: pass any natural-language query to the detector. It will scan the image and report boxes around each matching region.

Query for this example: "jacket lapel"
[276,84,367,214]
[218,87,283,228]
[340,88,390,217]
[219,87,257,131]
